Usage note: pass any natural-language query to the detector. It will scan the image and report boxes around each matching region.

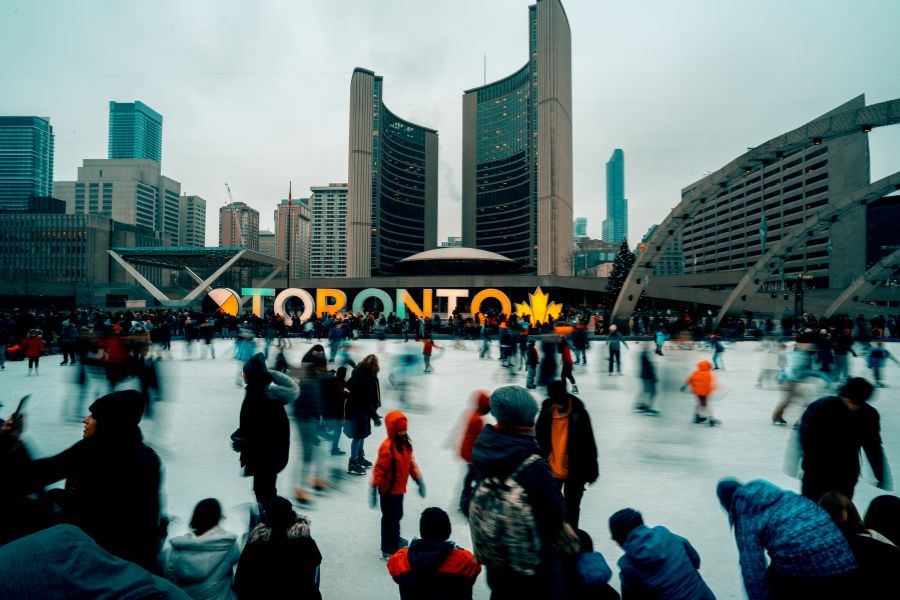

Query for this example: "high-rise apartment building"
[602,149,628,243]
[57,159,181,240]
[348,68,438,277]
[108,101,163,163]
[462,0,573,275]
[274,197,311,280]
[219,202,259,250]
[574,217,587,238]
[0,116,54,211]
[640,224,683,275]
[309,184,348,278]
[258,230,276,256]
[178,194,206,247]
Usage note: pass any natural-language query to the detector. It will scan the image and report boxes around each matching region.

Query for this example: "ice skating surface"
[6,339,899,599]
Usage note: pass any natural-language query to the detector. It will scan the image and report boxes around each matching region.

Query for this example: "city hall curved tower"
[462,0,572,275]
[347,68,438,277]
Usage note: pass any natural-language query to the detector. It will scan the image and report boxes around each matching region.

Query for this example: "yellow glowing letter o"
[469,289,511,322]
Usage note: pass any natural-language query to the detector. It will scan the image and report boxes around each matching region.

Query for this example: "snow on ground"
[5,338,899,599]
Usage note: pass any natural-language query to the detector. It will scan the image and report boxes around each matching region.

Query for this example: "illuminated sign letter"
[469,288,511,322]
[316,288,347,317]
[351,288,395,315]
[273,288,315,326]
[396,289,433,319]
[241,288,275,318]
[436,289,469,316]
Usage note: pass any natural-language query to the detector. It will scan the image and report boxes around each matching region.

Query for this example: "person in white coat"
[164,498,241,600]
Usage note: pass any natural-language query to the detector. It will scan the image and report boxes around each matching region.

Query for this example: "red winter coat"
[22,336,45,358]
[372,411,421,495]
[459,391,490,464]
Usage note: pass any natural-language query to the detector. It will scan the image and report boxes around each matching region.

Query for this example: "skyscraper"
[602,148,628,243]
[347,68,438,277]
[219,202,259,250]
[0,116,54,211]
[309,184,349,278]
[574,217,587,238]
[179,194,206,247]
[462,0,573,275]
[108,101,163,163]
[274,197,311,280]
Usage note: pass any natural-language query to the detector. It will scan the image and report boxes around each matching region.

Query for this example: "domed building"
[395,247,518,275]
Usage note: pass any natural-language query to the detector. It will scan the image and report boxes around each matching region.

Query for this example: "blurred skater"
[457,390,490,513]
[867,342,898,388]
[636,344,659,415]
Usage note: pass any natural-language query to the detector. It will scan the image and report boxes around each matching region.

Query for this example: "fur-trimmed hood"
[247,514,312,544]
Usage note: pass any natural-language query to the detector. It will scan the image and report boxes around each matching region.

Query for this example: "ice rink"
[5,337,898,599]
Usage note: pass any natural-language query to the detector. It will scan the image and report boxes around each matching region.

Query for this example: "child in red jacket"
[458,390,490,513]
[371,410,425,559]
[22,330,45,376]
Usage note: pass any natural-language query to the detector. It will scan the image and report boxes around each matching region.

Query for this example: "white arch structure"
[823,247,900,319]
[610,97,900,324]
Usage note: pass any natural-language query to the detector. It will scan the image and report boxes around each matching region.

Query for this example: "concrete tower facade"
[462,0,573,275]
[219,201,259,250]
[347,68,438,277]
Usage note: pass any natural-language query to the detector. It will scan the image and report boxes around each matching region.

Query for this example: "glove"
[679,385,688,393]
[373,415,382,427]
[370,486,378,509]
[417,478,427,498]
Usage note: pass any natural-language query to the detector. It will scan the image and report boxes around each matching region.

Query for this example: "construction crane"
[224,182,243,246]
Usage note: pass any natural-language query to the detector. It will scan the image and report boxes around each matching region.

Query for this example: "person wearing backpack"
[469,385,569,600]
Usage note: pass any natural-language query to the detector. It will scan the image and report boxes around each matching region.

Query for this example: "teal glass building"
[348,68,438,277]
[0,116,54,211]
[602,148,628,243]
[462,0,573,275]
[108,101,163,163]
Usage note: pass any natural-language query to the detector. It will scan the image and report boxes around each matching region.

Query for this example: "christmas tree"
[604,240,636,310]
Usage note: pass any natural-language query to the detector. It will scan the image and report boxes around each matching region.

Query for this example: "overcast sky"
[2,0,899,247]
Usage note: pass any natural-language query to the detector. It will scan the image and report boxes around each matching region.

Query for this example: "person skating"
[682,360,719,426]
[637,343,659,415]
[30,390,163,572]
[22,329,45,375]
[323,365,349,456]
[605,325,628,375]
[458,390,490,514]
[608,508,714,599]
[230,353,296,503]
[370,410,426,559]
[867,341,898,387]
[422,336,442,373]
[798,377,891,502]
[716,477,858,599]
[387,507,481,599]
[558,337,578,393]
[292,345,328,504]
[344,354,383,475]
[163,498,241,600]
[535,381,598,528]
[710,334,725,370]
[525,338,539,389]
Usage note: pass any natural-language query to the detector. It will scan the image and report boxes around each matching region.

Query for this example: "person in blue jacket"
[609,508,715,599]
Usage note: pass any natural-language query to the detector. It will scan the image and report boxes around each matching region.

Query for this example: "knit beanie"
[609,508,643,545]
[419,507,451,541]
[243,352,273,386]
[261,496,296,530]
[490,386,538,427]
[88,390,145,429]
[716,478,742,513]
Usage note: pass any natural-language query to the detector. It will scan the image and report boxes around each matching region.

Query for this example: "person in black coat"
[343,354,383,475]
[231,353,295,503]
[234,496,322,600]
[798,377,891,502]
[536,381,599,528]
[30,390,163,573]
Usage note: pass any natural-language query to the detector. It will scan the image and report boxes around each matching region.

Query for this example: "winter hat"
[419,507,451,541]
[243,352,273,386]
[261,496,296,530]
[471,390,491,414]
[609,508,643,545]
[88,390,145,429]
[490,386,538,428]
[840,377,874,405]
[716,478,742,513]
[548,380,568,401]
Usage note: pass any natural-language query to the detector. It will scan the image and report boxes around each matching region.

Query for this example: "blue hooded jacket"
[618,524,715,599]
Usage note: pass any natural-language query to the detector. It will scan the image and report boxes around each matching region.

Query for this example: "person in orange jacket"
[458,390,490,513]
[682,360,719,426]
[22,330,45,376]
[371,410,426,559]
[388,507,481,599]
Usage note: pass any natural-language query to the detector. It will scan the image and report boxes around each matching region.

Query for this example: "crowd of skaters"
[0,302,898,598]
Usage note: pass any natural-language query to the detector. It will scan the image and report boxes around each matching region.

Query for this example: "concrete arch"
[610,97,900,323]
[713,172,900,328]
[823,247,900,318]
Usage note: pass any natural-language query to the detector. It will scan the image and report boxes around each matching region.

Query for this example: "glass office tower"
[0,116,54,211]
[108,101,163,163]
